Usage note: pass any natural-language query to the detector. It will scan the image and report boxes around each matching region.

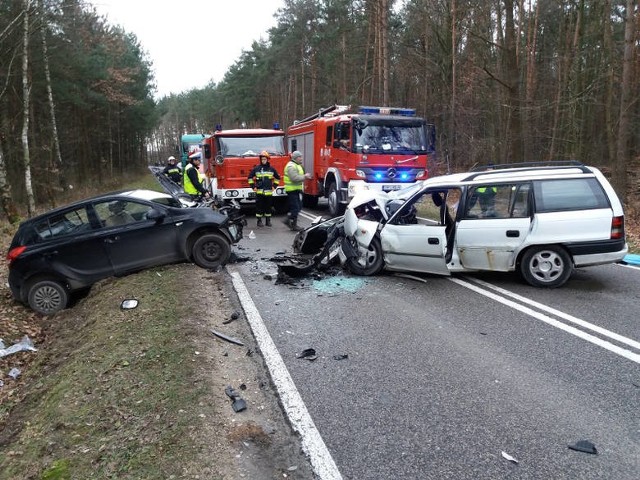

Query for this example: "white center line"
[449,277,640,364]
[469,277,640,351]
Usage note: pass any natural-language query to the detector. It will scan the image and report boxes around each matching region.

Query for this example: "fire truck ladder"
[293,105,351,125]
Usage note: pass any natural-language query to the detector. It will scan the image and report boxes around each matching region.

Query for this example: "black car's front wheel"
[27,279,69,315]
[192,233,232,269]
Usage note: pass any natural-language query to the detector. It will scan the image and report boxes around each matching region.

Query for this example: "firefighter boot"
[256,217,263,227]
[265,217,272,227]
[291,218,302,231]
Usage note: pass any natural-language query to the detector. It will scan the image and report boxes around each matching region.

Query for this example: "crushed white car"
[293,161,628,288]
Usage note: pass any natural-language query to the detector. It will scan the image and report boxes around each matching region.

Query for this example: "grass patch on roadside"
[0,265,217,480]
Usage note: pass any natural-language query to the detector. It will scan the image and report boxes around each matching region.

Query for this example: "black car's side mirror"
[146,209,165,222]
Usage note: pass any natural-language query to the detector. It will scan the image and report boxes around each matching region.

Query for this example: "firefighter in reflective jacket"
[473,185,497,216]
[183,156,210,199]
[248,151,281,227]
[283,150,311,231]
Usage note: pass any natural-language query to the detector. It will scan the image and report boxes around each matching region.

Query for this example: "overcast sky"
[92,0,285,98]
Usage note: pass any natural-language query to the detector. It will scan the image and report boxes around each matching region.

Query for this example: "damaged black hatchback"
[7,189,244,315]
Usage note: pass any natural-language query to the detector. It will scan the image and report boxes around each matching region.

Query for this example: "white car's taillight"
[610,216,624,239]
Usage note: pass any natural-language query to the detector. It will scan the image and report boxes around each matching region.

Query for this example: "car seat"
[105,201,135,226]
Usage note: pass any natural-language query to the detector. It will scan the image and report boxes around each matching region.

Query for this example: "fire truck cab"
[287,105,436,217]
[202,127,289,208]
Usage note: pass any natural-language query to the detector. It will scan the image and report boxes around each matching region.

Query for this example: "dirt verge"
[0,264,314,479]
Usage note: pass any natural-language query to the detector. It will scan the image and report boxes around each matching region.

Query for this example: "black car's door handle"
[506,230,520,237]
[428,237,440,245]
[104,236,120,244]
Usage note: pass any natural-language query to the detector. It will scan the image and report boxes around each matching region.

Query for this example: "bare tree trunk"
[0,133,19,222]
[613,0,636,197]
[341,31,347,101]
[22,0,36,216]
[603,0,616,166]
[311,51,316,108]
[373,0,381,103]
[523,0,539,160]
[381,0,389,106]
[450,0,457,168]
[38,0,67,193]
[300,43,305,114]
[503,0,523,162]
[363,7,373,104]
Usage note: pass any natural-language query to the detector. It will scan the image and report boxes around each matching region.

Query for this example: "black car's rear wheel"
[192,233,232,269]
[27,279,69,315]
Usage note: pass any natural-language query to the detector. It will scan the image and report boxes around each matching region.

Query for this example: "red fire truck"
[286,105,436,216]
[202,126,289,208]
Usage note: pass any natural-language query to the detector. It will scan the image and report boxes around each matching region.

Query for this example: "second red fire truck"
[287,105,436,216]
[202,125,289,209]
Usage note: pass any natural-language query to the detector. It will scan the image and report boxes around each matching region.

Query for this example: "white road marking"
[228,268,343,480]
[470,277,640,351]
[617,262,640,270]
[450,277,640,364]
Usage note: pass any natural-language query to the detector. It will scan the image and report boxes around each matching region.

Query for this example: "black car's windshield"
[218,135,286,157]
[353,119,429,154]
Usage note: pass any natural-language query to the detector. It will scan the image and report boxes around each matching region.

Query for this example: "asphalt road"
[229,203,640,480]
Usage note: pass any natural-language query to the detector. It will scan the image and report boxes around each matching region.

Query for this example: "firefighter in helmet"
[248,151,281,227]
[162,156,182,185]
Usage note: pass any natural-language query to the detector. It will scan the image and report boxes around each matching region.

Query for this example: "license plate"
[382,184,402,192]
[247,192,256,199]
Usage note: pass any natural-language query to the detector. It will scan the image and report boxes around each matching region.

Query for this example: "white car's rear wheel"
[520,246,572,288]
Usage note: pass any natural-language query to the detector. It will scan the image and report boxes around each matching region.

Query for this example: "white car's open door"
[380,223,450,275]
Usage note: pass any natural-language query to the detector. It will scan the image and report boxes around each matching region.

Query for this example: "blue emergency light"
[215,124,222,131]
[359,106,416,116]
[273,122,280,130]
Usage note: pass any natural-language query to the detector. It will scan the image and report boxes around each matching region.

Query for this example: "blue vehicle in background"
[179,133,207,168]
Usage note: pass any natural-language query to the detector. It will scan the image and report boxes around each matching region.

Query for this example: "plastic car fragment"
[211,329,245,346]
[501,451,519,464]
[225,385,247,412]
[121,299,138,310]
[0,336,37,358]
[296,348,317,361]
[568,440,598,454]
[393,273,428,283]
[222,311,240,324]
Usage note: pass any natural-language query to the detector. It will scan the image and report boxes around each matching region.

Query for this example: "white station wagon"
[297,162,628,288]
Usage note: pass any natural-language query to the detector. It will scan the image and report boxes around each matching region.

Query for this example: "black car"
[6,189,244,315]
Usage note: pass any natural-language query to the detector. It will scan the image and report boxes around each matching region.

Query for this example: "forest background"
[0,0,638,225]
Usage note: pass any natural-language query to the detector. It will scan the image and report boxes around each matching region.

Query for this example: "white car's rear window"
[534,178,609,212]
